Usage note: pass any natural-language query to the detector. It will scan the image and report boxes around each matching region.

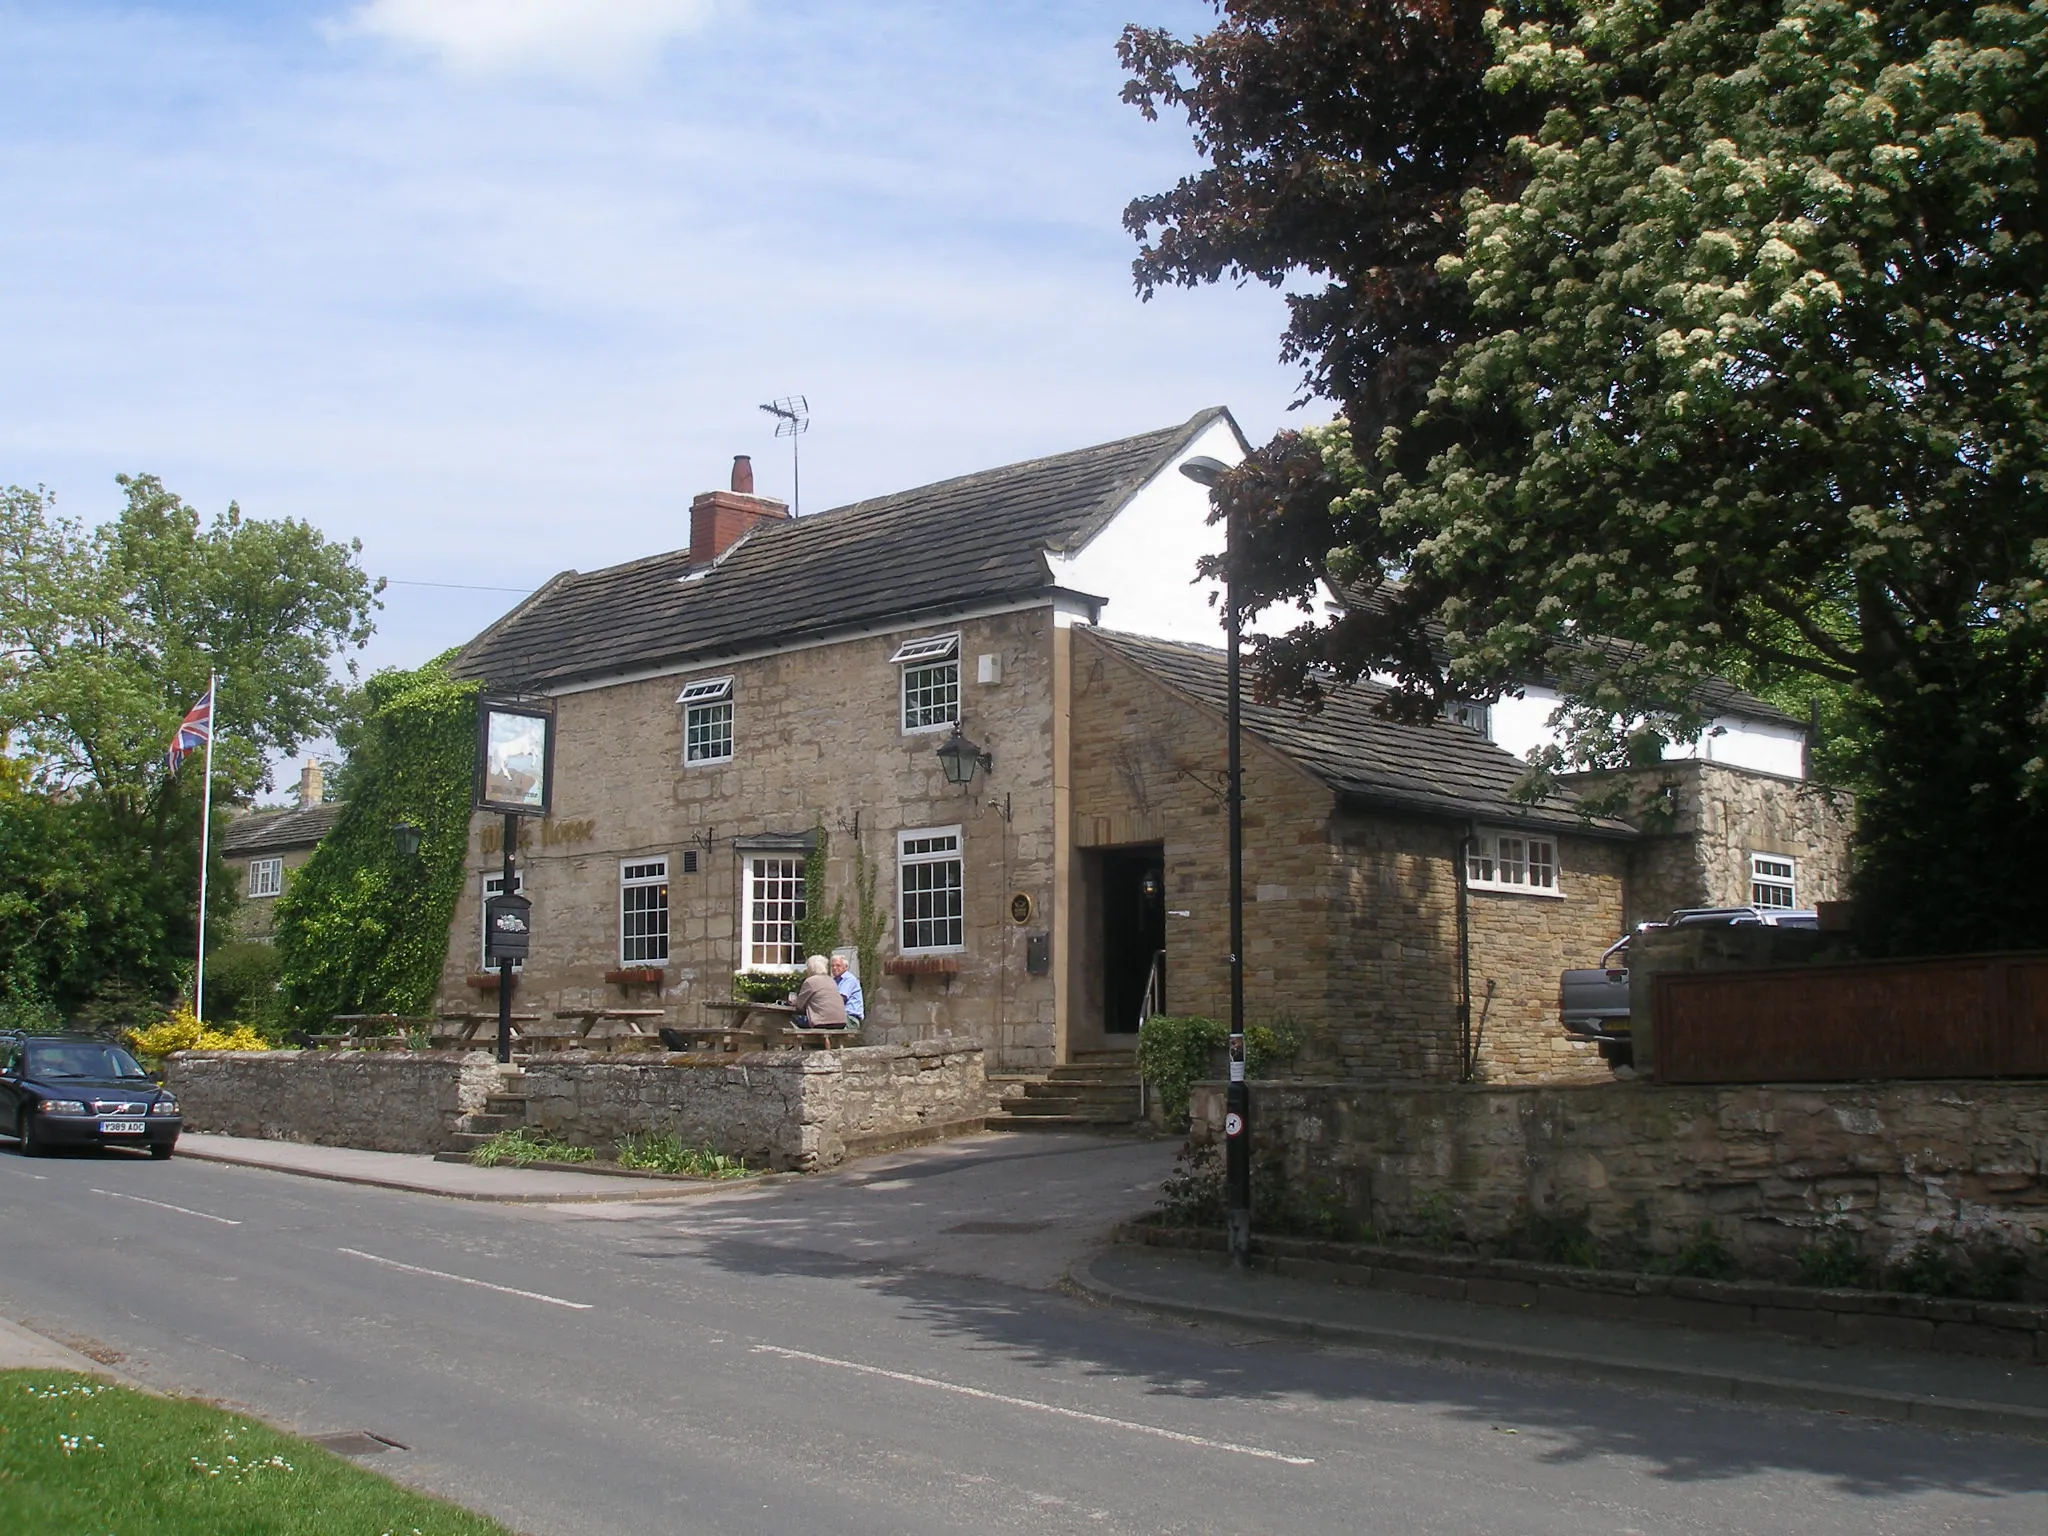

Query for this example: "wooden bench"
[552,1008,666,1052]
[431,1012,542,1050]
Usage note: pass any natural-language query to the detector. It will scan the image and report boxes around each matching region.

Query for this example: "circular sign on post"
[1224,1112,1244,1137]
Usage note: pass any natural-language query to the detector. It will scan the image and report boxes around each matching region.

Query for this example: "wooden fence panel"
[1652,952,2048,1084]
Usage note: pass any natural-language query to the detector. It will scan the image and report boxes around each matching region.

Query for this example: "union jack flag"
[166,683,213,773]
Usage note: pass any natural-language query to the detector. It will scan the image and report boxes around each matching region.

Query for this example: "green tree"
[1129,1,2048,954]
[0,478,381,1010]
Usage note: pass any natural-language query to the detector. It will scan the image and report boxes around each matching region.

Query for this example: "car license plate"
[99,1119,146,1134]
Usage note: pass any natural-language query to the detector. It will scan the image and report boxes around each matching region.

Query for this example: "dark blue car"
[0,1034,181,1158]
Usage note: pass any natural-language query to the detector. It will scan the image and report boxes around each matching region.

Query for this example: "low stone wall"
[167,1050,499,1153]
[518,1038,986,1170]
[167,1038,987,1171]
[1191,1077,2048,1291]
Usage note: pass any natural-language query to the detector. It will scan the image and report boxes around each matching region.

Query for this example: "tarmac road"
[3,1132,2046,1536]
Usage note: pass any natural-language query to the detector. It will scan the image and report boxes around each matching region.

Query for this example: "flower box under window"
[465,972,502,992]
[604,966,665,986]
[884,955,961,988]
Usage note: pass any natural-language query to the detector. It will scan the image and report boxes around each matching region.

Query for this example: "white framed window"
[1751,854,1797,909]
[247,857,283,899]
[892,633,960,732]
[742,856,806,970]
[1466,828,1562,896]
[679,676,734,764]
[480,870,526,970]
[899,826,964,951]
[620,858,669,964]
[1444,700,1493,740]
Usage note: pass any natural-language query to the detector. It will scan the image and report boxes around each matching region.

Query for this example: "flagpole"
[194,672,216,1024]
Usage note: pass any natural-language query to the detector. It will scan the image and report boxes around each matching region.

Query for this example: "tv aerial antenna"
[758,395,809,516]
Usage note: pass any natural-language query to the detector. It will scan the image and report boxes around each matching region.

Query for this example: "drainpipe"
[1456,824,1474,1081]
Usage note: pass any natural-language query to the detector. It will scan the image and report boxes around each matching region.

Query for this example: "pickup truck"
[1560,906,1820,1064]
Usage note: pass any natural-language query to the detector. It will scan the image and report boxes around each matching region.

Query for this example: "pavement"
[7,1128,2047,1449]
[1076,1243,2048,1441]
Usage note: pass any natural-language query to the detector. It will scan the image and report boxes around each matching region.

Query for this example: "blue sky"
[0,1,1313,787]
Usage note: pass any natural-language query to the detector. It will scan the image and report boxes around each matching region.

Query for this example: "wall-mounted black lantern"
[392,820,423,861]
[936,724,992,788]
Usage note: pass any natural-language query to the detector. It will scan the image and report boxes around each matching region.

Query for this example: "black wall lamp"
[936,725,992,789]
[392,820,424,860]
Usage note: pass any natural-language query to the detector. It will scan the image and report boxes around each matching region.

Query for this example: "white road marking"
[90,1188,240,1225]
[751,1344,1314,1465]
[337,1247,593,1309]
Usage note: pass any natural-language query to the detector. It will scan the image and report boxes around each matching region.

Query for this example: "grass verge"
[467,1127,592,1167]
[0,1370,518,1535]
[613,1131,749,1178]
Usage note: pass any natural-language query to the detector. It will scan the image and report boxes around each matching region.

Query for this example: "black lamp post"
[936,724,992,789]
[1180,452,1250,1268]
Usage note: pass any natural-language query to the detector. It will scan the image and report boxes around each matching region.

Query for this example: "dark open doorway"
[1099,843,1165,1036]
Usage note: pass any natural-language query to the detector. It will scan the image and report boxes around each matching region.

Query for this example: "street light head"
[935,724,992,788]
[1178,455,1232,488]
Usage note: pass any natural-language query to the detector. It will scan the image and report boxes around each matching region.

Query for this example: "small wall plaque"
[1009,892,1034,926]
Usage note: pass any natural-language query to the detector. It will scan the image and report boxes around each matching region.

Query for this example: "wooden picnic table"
[696,1000,862,1051]
[431,1011,542,1049]
[552,1008,667,1053]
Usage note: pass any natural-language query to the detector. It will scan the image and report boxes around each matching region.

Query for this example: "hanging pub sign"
[483,891,533,964]
[475,697,556,817]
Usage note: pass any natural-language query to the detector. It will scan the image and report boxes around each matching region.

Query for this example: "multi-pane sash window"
[1443,701,1493,740]
[679,677,734,764]
[891,633,959,732]
[480,871,525,969]
[899,827,964,951]
[1466,828,1560,895]
[744,857,806,969]
[620,858,669,964]
[1751,854,1797,909]
[247,858,283,898]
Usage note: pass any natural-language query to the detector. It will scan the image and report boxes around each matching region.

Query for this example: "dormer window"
[678,676,734,764]
[892,633,960,733]
[1445,700,1493,740]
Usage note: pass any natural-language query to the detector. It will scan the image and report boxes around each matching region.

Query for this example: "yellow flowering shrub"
[125,1005,272,1056]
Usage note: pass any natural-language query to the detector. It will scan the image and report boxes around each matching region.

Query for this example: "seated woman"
[786,954,850,1029]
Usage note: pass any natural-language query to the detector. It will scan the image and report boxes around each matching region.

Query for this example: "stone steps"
[987,1056,1148,1131]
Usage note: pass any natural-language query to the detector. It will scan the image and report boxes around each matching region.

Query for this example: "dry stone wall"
[519,1038,986,1170]
[166,1050,498,1152]
[1192,1077,2048,1287]
[166,1040,986,1172]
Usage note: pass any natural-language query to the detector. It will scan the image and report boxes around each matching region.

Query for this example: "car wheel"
[18,1111,46,1157]
[149,1141,175,1161]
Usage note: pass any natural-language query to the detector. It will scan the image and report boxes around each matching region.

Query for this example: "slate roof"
[1330,580,1798,727]
[1087,630,1635,837]
[219,803,346,856]
[455,410,1234,691]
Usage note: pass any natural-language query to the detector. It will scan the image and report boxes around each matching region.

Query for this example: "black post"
[496,812,517,1065]
[1223,504,1251,1267]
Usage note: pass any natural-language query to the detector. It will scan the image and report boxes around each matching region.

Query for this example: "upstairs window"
[892,633,959,732]
[1466,828,1561,895]
[679,677,734,765]
[620,858,669,964]
[1444,700,1493,740]
[247,857,284,899]
[899,827,964,951]
[1751,854,1797,909]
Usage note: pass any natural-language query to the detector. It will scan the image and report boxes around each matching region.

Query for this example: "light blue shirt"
[835,969,864,1023]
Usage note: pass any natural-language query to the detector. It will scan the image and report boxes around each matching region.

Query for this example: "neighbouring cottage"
[219,761,345,941]
[433,411,1846,1084]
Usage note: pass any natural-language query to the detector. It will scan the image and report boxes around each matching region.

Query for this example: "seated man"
[830,953,864,1030]
[785,955,849,1029]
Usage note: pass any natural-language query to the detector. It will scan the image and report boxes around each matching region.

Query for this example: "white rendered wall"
[1489,685,1804,779]
[1046,415,1250,646]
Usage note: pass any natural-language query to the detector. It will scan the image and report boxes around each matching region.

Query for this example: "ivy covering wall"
[273,659,477,1024]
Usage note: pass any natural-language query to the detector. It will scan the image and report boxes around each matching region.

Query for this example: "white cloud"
[338,0,721,80]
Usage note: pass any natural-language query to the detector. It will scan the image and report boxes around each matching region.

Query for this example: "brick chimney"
[297,758,323,808]
[690,455,788,565]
